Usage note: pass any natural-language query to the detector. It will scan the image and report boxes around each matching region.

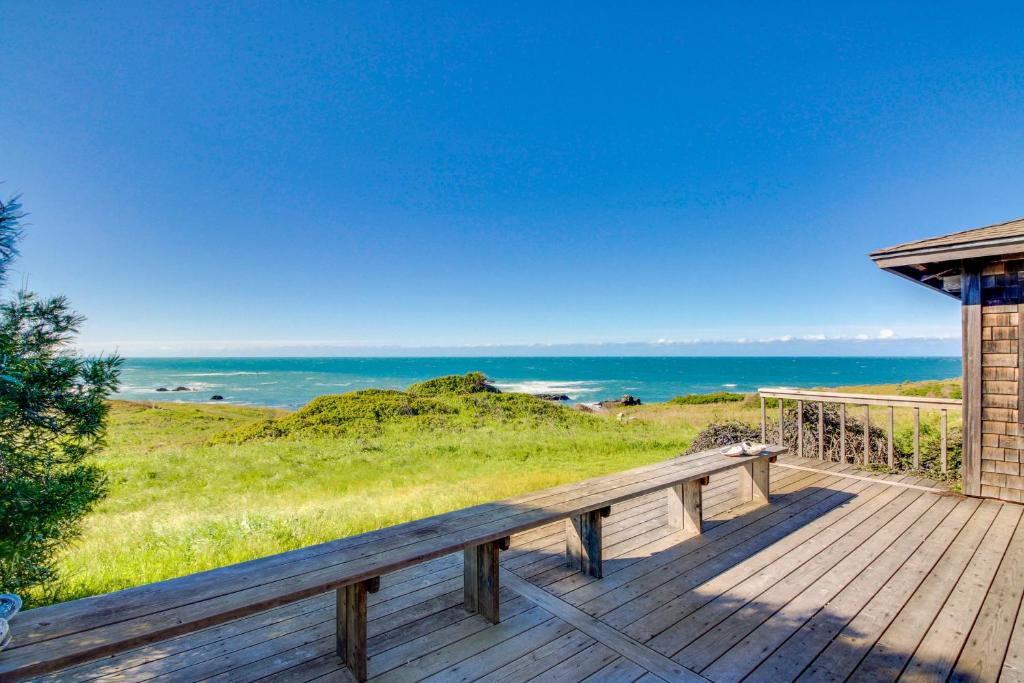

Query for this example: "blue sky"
[2,2,1022,356]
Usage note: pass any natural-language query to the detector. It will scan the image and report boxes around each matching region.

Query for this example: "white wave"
[181,372,266,377]
[493,380,604,399]
[723,383,738,388]
[116,381,220,394]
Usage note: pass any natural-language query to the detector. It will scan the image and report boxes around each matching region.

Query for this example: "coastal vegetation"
[35,374,962,607]
[669,391,745,405]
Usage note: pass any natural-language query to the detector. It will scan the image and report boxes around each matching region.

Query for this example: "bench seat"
[0,444,785,682]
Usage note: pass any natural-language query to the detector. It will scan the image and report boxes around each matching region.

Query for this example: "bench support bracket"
[566,506,610,578]
[336,576,380,682]
[738,458,771,505]
[668,476,707,533]
[464,537,509,624]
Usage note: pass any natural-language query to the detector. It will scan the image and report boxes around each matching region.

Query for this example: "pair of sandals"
[720,441,769,457]
[0,594,22,651]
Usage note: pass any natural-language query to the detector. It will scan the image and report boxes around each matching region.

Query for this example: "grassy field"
[38,376,962,606]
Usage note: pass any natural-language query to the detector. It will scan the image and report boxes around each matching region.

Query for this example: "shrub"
[685,421,761,454]
[669,392,745,405]
[893,422,962,474]
[407,372,499,396]
[212,389,456,441]
[213,376,592,444]
[897,380,962,399]
[689,402,962,480]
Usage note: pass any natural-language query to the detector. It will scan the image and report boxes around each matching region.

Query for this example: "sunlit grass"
[47,401,702,604]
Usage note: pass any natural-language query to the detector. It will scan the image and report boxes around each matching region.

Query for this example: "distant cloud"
[76,330,962,358]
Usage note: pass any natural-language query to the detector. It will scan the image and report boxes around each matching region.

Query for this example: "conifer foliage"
[0,196,121,601]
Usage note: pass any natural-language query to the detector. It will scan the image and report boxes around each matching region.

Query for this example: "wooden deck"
[29,456,1024,682]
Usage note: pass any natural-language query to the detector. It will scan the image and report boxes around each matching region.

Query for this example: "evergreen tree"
[0,196,121,601]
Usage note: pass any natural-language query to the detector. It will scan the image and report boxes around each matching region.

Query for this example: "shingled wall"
[978,258,1024,501]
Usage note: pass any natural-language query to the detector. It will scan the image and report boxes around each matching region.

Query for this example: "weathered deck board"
[743,494,978,683]
[845,500,1004,682]
[26,458,1024,683]
[698,492,959,682]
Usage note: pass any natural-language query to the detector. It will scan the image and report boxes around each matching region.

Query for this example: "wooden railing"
[758,387,962,473]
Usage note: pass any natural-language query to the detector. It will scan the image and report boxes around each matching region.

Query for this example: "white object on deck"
[721,441,769,457]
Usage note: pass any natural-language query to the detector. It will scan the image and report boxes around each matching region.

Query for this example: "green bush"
[407,372,498,396]
[897,380,962,399]
[893,422,962,474]
[213,376,592,444]
[669,392,745,405]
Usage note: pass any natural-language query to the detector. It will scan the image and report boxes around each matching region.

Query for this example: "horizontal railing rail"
[758,387,962,474]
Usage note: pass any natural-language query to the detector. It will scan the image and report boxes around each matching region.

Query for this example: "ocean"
[114,357,963,410]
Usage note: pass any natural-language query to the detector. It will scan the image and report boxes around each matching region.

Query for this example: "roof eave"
[870,235,1024,269]
[878,264,960,300]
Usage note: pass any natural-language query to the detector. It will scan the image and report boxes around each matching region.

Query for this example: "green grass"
[46,395,700,605]
[39,376,964,606]
[668,391,745,405]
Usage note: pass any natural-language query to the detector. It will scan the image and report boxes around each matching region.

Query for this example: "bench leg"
[738,459,771,505]
[667,478,704,533]
[464,537,509,623]
[336,577,380,682]
[566,506,610,578]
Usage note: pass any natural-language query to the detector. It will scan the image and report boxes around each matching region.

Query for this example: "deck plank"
[474,630,596,682]
[578,657,649,683]
[371,606,555,682]
[571,473,867,621]
[839,499,1004,682]
[611,480,897,639]
[659,487,931,665]
[744,495,978,683]
[900,502,1023,681]
[419,617,576,682]
[524,642,620,683]
[700,492,958,682]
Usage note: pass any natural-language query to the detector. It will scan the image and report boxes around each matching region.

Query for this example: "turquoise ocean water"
[114,357,962,410]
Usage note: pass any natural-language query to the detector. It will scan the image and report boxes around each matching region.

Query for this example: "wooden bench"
[0,444,784,682]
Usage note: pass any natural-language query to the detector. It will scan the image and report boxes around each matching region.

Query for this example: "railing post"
[941,409,948,474]
[797,400,804,457]
[884,405,892,471]
[758,388,960,474]
[840,403,846,462]
[818,402,824,460]
[913,407,920,470]
[760,395,766,443]
[778,398,784,446]
[863,405,871,465]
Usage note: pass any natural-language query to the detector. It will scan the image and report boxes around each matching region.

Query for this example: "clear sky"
[2,2,1023,356]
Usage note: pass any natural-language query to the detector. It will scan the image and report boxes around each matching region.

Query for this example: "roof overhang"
[870,219,1024,300]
